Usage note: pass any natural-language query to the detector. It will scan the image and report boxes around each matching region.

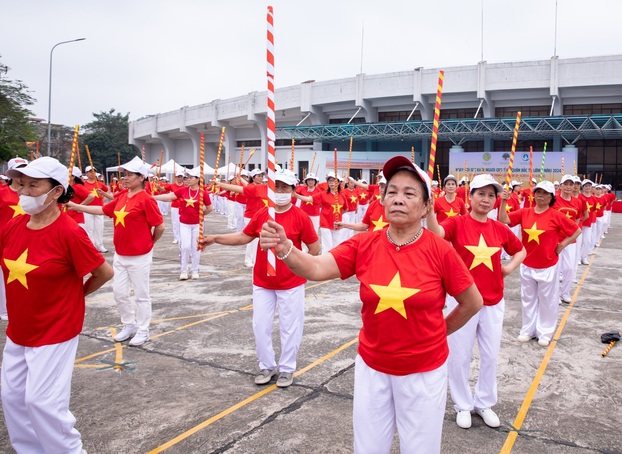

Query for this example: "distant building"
[129,55,622,190]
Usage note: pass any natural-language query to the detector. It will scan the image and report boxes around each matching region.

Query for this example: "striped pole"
[236,145,245,183]
[505,111,522,188]
[212,127,226,191]
[561,155,565,175]
[436,164,441,183]
[67,125,79,187]
[289,139,295,172]
[333,147,339,221]
[141,145,146,163]
[198,133,206,250]
[347,136,353,178]
[266,5,277,276]
[427,70,444,179]
[539,142,548,182]
[411,146,415,164]
[85,144,98,189]
[573,160,577,175]
[529,146,534,191]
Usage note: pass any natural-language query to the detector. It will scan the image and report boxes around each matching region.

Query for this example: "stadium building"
[129,54,622,190]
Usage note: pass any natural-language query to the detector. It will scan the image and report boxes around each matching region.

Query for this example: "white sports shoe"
[475,408,500,428]
[129,331,149,346]
[456,410,472,429]
[113,325,138,342]
[179,271,189,280]
[191,271,200,279]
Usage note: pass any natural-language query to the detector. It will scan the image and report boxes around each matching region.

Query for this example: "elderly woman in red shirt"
[260,156,482,454]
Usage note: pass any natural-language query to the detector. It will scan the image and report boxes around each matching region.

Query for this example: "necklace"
[386,227,423,251]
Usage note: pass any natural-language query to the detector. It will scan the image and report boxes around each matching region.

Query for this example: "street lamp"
[46,38,86,156]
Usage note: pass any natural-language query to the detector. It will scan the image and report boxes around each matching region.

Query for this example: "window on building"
[236,140,262,147]
[563,104,622,115]
[378,111,422,122]
[495,106,550,117]
[329,117,366,124]
[440,108,483,119]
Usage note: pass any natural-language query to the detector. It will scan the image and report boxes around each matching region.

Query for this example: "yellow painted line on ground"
[110,327,124,370]
[147,336,359,453]
[500,254,594,453]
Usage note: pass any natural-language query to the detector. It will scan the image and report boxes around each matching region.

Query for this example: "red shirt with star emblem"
[579,194,596,227]
[173,186,212,225]
[330,229,473,375]
[553,196,582,224]
[295,186,321,216]
[312,190,348,229]
[66,183,91,224]
[165,182,185,208]
[433,195,466,223]
[242,184,268,218]
[361,199,388,232]
[442,215,523,306]
[82,180,109,206]
[0,185,25,226]
[342,188,359,213]
[244,205,318,290]
[507,207,579,269]
[0,213,105,347]
[102,190,163,256]
[357,187,370,206]
[522,187,535,209]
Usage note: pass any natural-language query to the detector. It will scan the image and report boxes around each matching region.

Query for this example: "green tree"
[81,108,138,174]
[0,57,38,162]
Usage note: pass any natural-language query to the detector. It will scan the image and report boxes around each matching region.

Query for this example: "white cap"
[240,169,250,177]
[572,175,581,183]
[275,168,297,186]
[531,177,537,183]
[160,176,168,181]
[175,168,185,176]
[470,174,503,193]
[304,173,318,181]
[7,157,28,170]
[553,180,559,185]
[535,180,555,194]
[560,174,574,184]
[186,167,201,178]
[85,165,96,173]
[250,168,264,177]
[119,156,149,177]
[581,179,594,186]
[431,180,439,186]
[443,174,458,185]
[510,180,522,188]
[326,171,337,180]
[379,176,387,185]
[360,179,368,184]
[71,166,82,178]
[7,157,69,190]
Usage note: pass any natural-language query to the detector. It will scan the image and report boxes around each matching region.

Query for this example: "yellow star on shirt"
[9,203,25,218]
[185,197,197,207]
[359,193,367,200]
[4,249,39,289]
[262,199,269,207]
[332,202,343,214]
[445,208,459,217]
[586,202,593,212]
[565,211,573,219]
[371,215,389,231]
[370,271,420,319]
[524,221,545,244]
[375,194,381,200]
[114,205,130,227]
[596,202,602,210]
[350,195,358,203]
[505,204,513,212]
[305,200,314,205]
[464,234,500,271]
[91,188,100,198]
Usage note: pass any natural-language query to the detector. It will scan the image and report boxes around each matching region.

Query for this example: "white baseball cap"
[186,167,201,178]
[304,173,318,182]
[250,168,264,177]
[119,156,149,177]
[535,180,555,194]
[7,157,69,189]
[275,168,297,186]
[85,165,96,172]
[71,166,82,178]
[7,157,28,170]
[560,174,574,184]
[470,174,503,193]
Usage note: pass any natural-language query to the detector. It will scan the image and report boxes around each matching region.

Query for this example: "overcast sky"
[2,0,621,128]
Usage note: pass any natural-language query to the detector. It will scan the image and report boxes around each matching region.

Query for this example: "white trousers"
[234,202,245,232]
[0,267,7,318]
[113,251,153,332]
[353,355,447,454]
[157,200,169,216]
[243,217,259,267]
[226,200,236,229]
[447,296,504,412]
[180,223,201,273]
[320,227,343,254]
[595,217,606,243]
[604,210,612,232]
[519,263,559,342]
[84,212,105,250]
[252,284,305,373]
[356,204,369,223]
[343,211,356,239]
[1,336,83,454]
[580,225,594,260]
[558,243,577,300]
[170,207,181,242]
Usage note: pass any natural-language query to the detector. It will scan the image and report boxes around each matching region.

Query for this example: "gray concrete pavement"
[0,208,620,454]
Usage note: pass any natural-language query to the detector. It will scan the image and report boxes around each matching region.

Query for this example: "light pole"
[46,38,85,156]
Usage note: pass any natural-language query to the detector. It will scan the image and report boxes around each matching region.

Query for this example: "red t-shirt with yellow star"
[522,187,535,208]
[244,206,318,290]
[357,187,370,206]
[82,180,109,207]
[552,196,582,224]
[242,184,268,218]
[579,194,596,227]
[295,186,321,216]
[165,182,185,208]
[594,195,606,218]
[173,186,212,225]
[433,195,466,223]
[330,229,474,375]
[0,213,105,347]
[102,190,163,256]
[312,190,347,229]
[342,188,359,213]
[442,215,523,306]
[0,185,26,226]
[362,199,388,232]
[507,207,579,269]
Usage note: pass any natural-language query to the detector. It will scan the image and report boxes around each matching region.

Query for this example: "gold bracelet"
[276,241,294,260]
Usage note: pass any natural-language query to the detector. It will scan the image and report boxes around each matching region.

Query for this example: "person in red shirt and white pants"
[199,169,320,388]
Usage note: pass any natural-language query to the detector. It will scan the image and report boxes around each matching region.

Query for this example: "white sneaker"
[191,271,200,279]
[172,239,179,244]
[538,338,550,347]
[517,334,532,343]
[113,324,138,342]
[580,258,589,265]
[0,314,8,321]
[475,408,500,428]
[179,271,189,280]
[129,331,149,346]
[456,410,472,429]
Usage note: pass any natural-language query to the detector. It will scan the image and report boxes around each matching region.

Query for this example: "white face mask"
[19,187,58,215]
[274,192,292,207]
